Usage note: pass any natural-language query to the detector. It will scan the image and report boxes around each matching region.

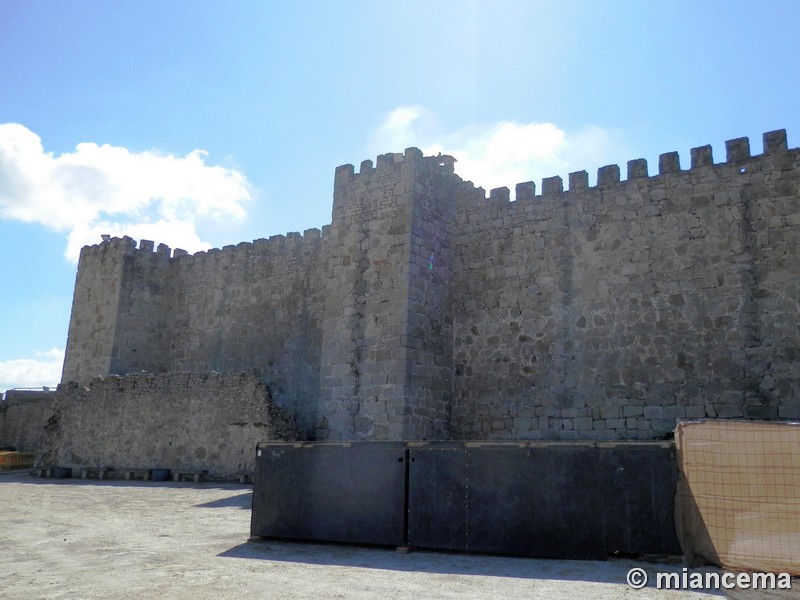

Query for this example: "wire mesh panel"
[675,420,800,575]
[250,442,407,546]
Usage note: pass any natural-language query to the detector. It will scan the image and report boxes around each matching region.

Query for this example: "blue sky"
[1,1,799,392]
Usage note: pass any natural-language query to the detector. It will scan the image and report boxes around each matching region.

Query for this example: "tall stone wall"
[165,233,327,437]
[62,232,327,437]
[58,129,799,445]
[111,239,173,376]
[450,131,800,440]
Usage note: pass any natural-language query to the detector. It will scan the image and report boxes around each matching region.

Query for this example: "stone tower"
[317,149,463,440]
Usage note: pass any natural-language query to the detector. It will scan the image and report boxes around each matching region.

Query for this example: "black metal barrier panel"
[251,440,680,559]
[599,442,680,556]
[250,442,407,546]
[406,442,679,558]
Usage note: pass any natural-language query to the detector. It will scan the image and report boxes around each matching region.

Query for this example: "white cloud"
[370,106,629,194]
[0,348,64,393]
[370,105,440,153]
[0,123,253,262]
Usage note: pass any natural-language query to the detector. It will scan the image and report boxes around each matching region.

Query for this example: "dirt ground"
[0,471,796,600]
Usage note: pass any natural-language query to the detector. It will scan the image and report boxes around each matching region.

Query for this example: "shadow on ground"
[195,492,252,509]
[219,539,728,596]
[0,470,251,492]
[221,541,799,597]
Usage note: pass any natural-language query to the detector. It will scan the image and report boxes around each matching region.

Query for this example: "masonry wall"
[110,239,172,376]
[450,131,800,440]
[165,233,327,437]
[63,232,327,438]
[0,391,57,452]
[32,372,298,477]
[59,129,800,445]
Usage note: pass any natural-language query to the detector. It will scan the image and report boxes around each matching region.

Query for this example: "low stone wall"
[0,391,57,452]
[0,372,298,478]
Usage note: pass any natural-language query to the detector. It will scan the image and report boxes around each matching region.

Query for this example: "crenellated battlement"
[175,226,326,269]
[334,146,461,187]
[331,129,793,215]
[84,226,328,267]
[471,129,793,205]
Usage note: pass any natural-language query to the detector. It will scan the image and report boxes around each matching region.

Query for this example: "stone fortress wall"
[45,128,799,452]
[61,226,328,440]
[451,131,799,440]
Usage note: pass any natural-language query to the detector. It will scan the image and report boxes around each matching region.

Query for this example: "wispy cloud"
[0,123,253,262]
[0,348,63,393]
[370,106,629,193]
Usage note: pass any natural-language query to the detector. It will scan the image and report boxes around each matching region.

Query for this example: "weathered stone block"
[513,416,531,431]
[658,151,680,174]
[490,187,510,203]
[763,129,788,154]
[623,406,644,418]
[690,145,713,168]
[725,137,750,162]
[627,159,648,180]
[515,181,535,201]
[597,164,620,187]
[643,406,663,420]
[568,171,589,191]
[684,405,706,419]
[542,176,563,195]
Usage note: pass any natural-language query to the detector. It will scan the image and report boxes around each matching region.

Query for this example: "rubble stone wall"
[58,130,800,444]
[0,390,57,452]
[450,133,800,439]
[1,372,297,477]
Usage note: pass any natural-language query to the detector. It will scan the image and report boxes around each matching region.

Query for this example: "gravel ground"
[0,472,795,599]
